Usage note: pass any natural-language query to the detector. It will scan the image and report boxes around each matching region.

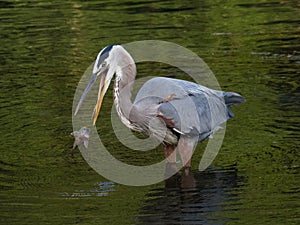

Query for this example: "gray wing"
[133,77,232,141]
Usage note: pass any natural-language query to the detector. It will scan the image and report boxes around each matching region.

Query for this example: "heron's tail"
[223,92,245,117]
[224,92,245,106]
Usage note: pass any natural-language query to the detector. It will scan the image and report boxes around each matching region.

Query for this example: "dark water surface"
[0,0,299,224]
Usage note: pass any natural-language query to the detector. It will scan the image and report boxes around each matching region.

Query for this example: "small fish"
[71,127,91,149]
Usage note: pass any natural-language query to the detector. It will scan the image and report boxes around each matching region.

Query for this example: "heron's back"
[133,77,245,142]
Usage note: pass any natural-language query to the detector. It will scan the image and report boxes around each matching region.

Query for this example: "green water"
[0,0,299,224]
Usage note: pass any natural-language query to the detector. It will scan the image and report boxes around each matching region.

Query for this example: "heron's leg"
[178,137,197,168]
[164,144,176,163]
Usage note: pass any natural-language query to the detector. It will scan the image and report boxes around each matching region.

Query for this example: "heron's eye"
[102,61,107,67]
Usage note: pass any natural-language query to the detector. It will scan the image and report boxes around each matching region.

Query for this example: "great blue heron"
[75,44,245,168]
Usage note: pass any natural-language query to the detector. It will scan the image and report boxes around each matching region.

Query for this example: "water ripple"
[61,181,115,198]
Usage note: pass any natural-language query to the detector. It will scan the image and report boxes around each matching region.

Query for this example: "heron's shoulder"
[134,77,224,104]
[147,77,224,97]
[144,77,191,85]
[143,77,214,91]
[141,77,201,93]
[134,77,188,103]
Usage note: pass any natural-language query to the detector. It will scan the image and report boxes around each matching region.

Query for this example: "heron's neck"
[113,62,137,130]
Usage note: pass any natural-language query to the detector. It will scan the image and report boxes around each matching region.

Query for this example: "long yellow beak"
[75,66,112,126]
[92,71,113,125]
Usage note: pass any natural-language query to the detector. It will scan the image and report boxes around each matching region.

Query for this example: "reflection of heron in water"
[75,45,245,168]
[138,166,244,224]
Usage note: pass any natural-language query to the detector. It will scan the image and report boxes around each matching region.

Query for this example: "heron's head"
[75,44,120,125]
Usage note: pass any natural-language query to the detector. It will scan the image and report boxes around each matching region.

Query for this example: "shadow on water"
[138,166,244,225]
